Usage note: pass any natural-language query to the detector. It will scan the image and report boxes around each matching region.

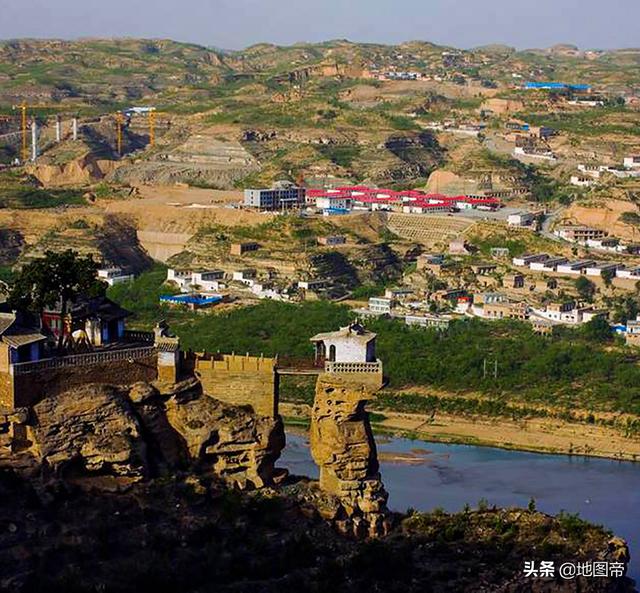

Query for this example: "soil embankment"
[281,402,640,462]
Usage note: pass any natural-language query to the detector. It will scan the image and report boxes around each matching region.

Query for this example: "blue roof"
[160,294,222,306]
[524,82,592,91]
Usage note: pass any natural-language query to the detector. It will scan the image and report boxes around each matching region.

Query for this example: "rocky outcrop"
[310,374,389,538]
[31,384,148,479]
[165,392,285,489]
[24,381,286,490]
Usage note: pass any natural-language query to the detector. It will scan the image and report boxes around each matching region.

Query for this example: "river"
[280,432,640,582]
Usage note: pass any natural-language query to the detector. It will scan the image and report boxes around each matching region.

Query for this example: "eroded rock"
[31,384,148,479]
[310,374,389,538]
[165,393,285,489]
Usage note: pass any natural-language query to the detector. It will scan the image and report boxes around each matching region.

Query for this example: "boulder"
[31,384,148,479]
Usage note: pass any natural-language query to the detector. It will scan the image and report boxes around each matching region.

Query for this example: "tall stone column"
[310,373,389,538]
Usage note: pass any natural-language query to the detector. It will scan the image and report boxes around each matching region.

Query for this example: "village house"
[556,260,595,275]
[405,314,451,331]
[585,262,620,278]
[384,288,414,300]
[232,269,258,286]
[616,267,640,280]
[166,268,193,290]
[483,301,529,321]
[533,277,559,292]
[623,156,640,170]
[531,257,567,272]
[471,263,497,276]
[368,297,394,315]
[0,311,46,365]
[417,255,454,276]
[298,279,329,291]
[310,322,376,363]
[626,317,640,346]
[555,225,608,243]
[191,270,226,292]
[97,267,134,286]
[41,296,130,347]
[230,242,260,256]
[317,235,346,246]
[503,272,525,289]
[432,288,468,304]
[586,237,620,251]
[507,211,537,228]
[531,301,600,325]
[570,175,596,187]
[512,254,549,267]
[449,238,476,256]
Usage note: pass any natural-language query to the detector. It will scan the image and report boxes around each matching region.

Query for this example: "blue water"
[281,433,640,582]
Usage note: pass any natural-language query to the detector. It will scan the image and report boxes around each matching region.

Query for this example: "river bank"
[281,402,640,462]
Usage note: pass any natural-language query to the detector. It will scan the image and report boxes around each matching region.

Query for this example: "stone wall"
[192,353,278,418]
[11,354,158,408]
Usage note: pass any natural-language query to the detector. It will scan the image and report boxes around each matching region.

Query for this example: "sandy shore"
[281,403,640,462]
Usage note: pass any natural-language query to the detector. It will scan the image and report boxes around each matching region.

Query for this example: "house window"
[329,345,336,362]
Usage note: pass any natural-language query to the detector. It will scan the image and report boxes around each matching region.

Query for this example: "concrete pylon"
[72,117,78,141]
[55,116,61,142]
[31,120,38,161]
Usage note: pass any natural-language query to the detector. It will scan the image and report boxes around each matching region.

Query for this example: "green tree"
[580,317,612,343]
[8,250,105,350]
[601,268,616,288]
[575,276,596,303]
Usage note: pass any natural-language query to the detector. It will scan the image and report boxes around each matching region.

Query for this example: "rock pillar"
[310,373,389,538]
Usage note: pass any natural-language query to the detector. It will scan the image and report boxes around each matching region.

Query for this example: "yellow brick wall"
[195,354,278,417]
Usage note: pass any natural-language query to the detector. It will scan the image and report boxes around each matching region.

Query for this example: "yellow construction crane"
[11,103,56,162]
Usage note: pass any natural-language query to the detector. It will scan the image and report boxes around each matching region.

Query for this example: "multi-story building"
[555,226,608,242]
[368,297,394,315]
[243,184,306,210]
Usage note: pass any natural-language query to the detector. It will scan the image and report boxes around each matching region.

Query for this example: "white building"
[192,270,226,292]
[298,279,329,291]
[586,238,620,251]
[512,254,549,267]
[97,267,134,286]
[310,322,377,363]
[623,156,640,169]
[507,211,536,227]
[384,288,414,300]
[556,260,595,275]
[368,297,393,315]
[531,257,567,272]
[232,269,257,286]
[585,263,620,278]
[166,268,192,289]
[616,267,640,280]
[405,314,451,331]
[570,175,596,187]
